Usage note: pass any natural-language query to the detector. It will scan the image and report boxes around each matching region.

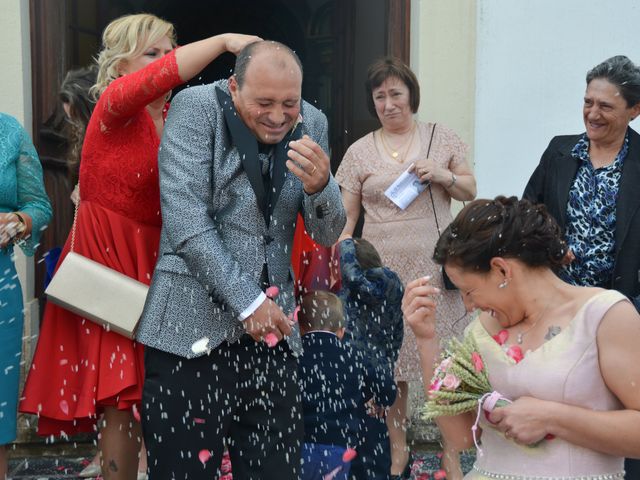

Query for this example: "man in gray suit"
[136,41,346,479]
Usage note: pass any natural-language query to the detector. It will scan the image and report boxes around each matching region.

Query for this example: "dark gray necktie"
[258,152,272,287]
[258,153,270,176]
[258,152,272,195]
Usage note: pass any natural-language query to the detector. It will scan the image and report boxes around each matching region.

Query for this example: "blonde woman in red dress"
[20,13,259,480]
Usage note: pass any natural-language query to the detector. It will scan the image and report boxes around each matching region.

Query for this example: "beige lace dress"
[336,121,469,381]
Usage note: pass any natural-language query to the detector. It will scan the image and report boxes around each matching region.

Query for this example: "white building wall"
[0,0,36,308]
[1,0,37,300]
[0,0,32,126]
[0,0,40,442]
[475,0,640,199]
[412,0,477,166]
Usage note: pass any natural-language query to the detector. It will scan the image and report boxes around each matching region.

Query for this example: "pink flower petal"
[434,469,447,479]
[506,345,524,363]
[221,450,232,473]
[59,400,69,416]
[493,329,509,345]
[132,404,141,422]
[290,305,300,323]
[323,465,343,480]
[264,333,279,348]
[471,352,484,372]
[342,447,357,462]
[265,285,280,298]
[198,449,211,465]
[428,378,444,397]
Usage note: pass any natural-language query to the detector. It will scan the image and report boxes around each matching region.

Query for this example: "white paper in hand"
[384,164,427,210]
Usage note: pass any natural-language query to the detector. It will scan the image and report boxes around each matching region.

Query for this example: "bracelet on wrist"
[447,172,457,189]
[12,212,27,239]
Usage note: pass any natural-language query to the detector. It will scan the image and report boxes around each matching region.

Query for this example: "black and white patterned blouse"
[561,133,629,288]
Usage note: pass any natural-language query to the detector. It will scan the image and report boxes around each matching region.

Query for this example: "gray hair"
[233,40,303,88]
[586,55,640,107]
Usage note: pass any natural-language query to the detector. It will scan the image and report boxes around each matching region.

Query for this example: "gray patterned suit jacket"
[136,80,346,358]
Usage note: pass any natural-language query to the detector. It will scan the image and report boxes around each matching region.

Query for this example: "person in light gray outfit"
[136,40,346,479]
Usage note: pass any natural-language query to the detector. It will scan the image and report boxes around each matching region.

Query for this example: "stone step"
[8,451,477,479]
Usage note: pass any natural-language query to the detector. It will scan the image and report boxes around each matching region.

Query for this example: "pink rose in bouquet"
[442,373,461,390]
[424,332,549,452]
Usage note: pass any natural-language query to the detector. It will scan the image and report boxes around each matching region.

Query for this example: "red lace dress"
[20,50,182,435]
[291,215,341,296]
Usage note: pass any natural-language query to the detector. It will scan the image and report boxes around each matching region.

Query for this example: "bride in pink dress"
[403,196,640,480]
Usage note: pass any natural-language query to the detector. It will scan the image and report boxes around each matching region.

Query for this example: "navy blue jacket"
[299,332,396,447]
[338,238,404,365]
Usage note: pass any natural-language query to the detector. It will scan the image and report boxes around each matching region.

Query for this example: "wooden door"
[29,0,410,310]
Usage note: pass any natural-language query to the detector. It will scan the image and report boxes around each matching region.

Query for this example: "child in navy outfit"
[298,290,396,480]
[338,237,405,479]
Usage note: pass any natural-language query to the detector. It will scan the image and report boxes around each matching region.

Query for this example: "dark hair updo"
[433,196,568,272]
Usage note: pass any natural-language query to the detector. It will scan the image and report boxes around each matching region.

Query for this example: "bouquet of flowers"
[423,333,509,421]
[424,332,552,450]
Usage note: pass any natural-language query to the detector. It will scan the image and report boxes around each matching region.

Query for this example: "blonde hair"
[91,13,176,98]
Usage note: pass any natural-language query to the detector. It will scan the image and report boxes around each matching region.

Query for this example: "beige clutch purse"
[45,252,149,338]
[44,192,148,339]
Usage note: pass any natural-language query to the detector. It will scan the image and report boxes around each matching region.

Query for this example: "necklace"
[379,122,416,162]
[516,301,554,344]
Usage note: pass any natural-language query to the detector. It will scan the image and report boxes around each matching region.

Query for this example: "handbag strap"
[425,124,442,235]
[426,123,466,236]
[69,185,80,253]
[425,122,437,158]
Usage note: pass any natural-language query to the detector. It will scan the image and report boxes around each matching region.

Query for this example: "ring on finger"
[309,165,318,175]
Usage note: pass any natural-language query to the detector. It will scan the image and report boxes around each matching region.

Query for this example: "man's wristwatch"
[447,172,457,189]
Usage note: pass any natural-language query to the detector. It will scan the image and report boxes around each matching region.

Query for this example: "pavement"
[7,449,476,479]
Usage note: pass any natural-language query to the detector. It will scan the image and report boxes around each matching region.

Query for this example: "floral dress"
[336,121,469,381]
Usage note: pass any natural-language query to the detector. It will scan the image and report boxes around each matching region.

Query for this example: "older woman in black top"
[523,55,640,479]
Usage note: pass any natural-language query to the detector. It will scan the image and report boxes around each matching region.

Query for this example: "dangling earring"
[498,279,509,289]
